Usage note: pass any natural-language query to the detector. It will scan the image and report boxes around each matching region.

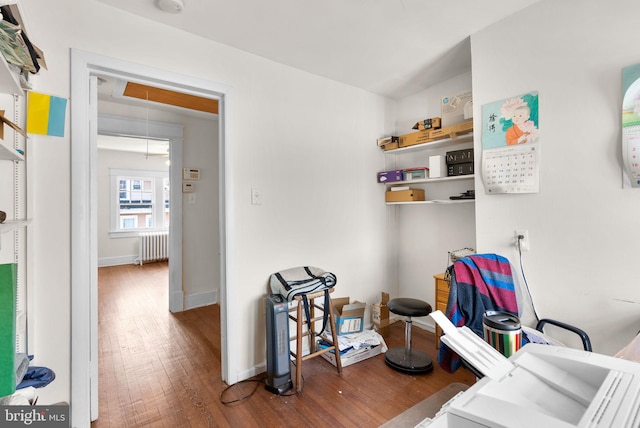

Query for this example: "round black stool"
[384,298,433,374]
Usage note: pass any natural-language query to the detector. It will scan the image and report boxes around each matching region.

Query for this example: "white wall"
[471,0,640,354]
[23,0,392,406]
[393,72,476,328]
[181,114,220,304]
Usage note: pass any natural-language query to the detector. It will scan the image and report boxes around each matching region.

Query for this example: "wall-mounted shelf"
[384,175,474,186]
[0,139,24,161]
[386,199,474,206]
[382,134,473,155]
[0,55,23,96]
[0,219,30,235]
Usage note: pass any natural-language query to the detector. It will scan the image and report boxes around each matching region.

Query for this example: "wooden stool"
[289,287,342,392]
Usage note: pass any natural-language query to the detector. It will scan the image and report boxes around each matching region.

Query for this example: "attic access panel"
[123,81,218,115]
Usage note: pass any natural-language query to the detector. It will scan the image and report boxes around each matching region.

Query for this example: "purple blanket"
[437,254,518,373]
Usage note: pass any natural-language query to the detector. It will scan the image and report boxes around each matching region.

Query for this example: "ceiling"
[97,134,169,156]
[95,0,540,100]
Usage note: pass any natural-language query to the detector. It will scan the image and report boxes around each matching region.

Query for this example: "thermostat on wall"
[182,182,194,193]
[183,167,200,180]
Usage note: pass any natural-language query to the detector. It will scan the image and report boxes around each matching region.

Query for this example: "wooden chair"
[289,288,342,392]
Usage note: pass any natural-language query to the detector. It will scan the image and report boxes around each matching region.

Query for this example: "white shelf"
[0,54,23,96]
[386,199,475,205]
[384,175,474,186]
[0,139,24,161]
[16,310,26,333]
[0,40,23,96]
[0,219,30,234]
[382,134,473,154]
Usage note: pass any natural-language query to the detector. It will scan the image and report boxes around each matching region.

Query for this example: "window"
[110,169,169,236]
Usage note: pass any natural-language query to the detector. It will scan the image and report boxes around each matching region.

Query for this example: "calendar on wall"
[482,144,539,193]
[622,64,640,188]
[481,92,540,194]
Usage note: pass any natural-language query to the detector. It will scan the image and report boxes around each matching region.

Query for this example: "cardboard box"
[446,149,474,165]
[454,119,474,134]
[429,127,452,140]
[429,155,447,178]
[403,167,429,180]
[333,297,366,335]
[447,162,474,176]
[372,292,390,337]
[377,169,403,183]
[377,136,398,147]
[385,188,425,202]
[320,343,383,368]
[398,128,433,148]
[382,142,400,151]
[412,117,441,131]
[399,120,473,148]
[428,120,474,141]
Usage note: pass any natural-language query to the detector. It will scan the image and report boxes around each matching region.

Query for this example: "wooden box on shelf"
[385,188,425,203]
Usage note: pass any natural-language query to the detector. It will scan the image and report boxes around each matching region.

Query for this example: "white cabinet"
[382,134,475,205]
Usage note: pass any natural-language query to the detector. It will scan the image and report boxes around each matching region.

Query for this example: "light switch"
[251,188,262,205]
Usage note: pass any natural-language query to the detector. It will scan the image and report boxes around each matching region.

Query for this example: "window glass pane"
[120,216,137,229]
[117,175,154,230]
[113,171,168,232]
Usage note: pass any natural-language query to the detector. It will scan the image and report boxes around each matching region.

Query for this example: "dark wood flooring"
[92,262,474,427]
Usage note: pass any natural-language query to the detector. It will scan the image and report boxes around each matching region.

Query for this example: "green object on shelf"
[0,263,16,397]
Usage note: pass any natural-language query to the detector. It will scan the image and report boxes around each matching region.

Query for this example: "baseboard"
[98,255,137,267]
[240,362,267,382]
[389,314,435,333]
[413,316,435,333]
[184,290,218,310]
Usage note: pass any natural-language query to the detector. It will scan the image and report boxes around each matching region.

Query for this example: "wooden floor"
[92,263,475,427]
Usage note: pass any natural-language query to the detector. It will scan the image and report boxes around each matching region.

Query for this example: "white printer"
[425,311,640,428]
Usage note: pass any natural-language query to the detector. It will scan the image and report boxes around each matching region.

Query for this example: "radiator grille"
[138,231,169,265]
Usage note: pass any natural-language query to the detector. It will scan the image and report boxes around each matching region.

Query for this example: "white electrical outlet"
[515,229,530,251]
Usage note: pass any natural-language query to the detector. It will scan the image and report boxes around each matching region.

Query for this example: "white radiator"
[138,231,169,265]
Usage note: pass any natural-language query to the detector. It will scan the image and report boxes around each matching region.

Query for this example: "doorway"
[70,49,236,427]
[95,111,183,313]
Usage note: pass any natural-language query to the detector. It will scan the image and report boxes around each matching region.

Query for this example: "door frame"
[70,49,238,426]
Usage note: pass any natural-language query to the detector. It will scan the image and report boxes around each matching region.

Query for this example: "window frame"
[109,168,170,238]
